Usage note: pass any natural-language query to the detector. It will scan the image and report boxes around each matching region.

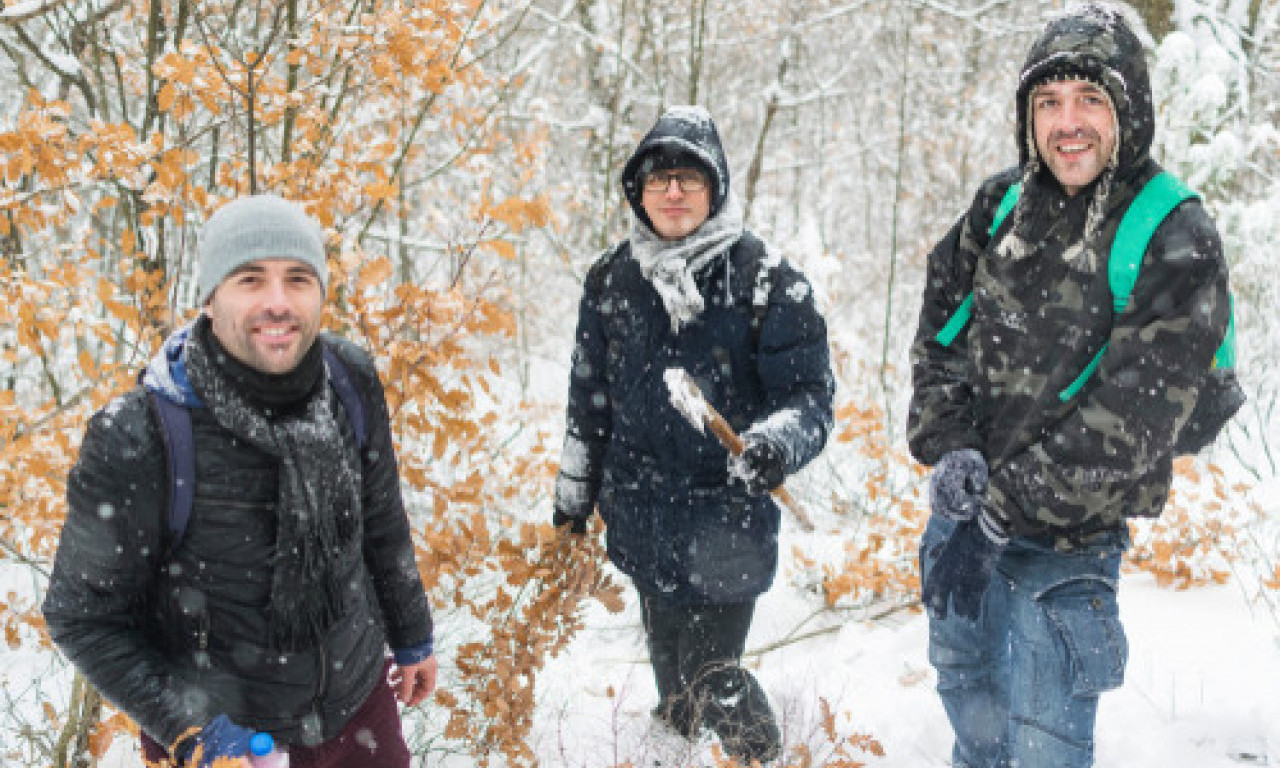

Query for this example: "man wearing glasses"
[552,106,833,764]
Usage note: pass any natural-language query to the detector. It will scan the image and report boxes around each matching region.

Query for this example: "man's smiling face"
[204,258,325,375]
[1032,79,1117,196]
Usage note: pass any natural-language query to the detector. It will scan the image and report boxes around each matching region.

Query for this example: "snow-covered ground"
[7,526,1276,768]
[523,550,1280,768]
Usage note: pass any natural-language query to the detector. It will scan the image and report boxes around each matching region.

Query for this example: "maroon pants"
[141,664,412,768]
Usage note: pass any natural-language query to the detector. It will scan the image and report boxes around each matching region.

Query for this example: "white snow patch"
[663,368,709,434]
[558,433,596,478]
[785,280,810,303]
[745,407,801,446]
[102,395,127,418]
[664,104,713,130]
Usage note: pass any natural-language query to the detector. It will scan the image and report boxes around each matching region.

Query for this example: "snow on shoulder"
[786,280,811,303]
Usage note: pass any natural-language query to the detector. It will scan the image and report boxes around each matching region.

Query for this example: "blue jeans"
[920,515,1129,768]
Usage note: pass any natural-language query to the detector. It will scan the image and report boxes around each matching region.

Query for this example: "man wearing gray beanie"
[44,194,438,767]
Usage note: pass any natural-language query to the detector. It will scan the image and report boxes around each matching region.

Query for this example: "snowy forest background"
[1,0,1277,766]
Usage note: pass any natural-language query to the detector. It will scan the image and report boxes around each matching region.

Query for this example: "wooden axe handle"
[703,406,815,532]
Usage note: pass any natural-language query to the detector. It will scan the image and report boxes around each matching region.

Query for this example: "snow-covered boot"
[690,664,781,765]
[651,694,699,739]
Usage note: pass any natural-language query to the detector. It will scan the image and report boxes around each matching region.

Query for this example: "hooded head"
[1016,3,1153,180]
[621,106,731,233]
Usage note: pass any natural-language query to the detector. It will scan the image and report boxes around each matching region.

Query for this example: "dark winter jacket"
[42,331,433,750]
[556,106,832,604]
[555,230,833,604]
[907,5,1236,544]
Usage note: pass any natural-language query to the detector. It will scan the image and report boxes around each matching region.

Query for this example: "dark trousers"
[640,594,781,763]
[141,662,411,768]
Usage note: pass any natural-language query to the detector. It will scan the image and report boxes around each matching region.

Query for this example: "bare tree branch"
[0,0,72,26]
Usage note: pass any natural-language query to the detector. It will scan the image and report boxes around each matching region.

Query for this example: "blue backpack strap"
[322,343,368,450]
[935,182,1021,347]
[1058,172,1198,402]
[148,390,196,552]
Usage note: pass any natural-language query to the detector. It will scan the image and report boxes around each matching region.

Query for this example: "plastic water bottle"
[248,732,288,768]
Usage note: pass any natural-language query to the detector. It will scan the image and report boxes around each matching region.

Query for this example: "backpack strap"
[934,182,1021,347]
[990,182,1022,238]
[930,172,1235,413]
[154,340,370,553]
[1107,172,1197,313]
[1057,172,1198,402]
[322,343,368,449]
[1214,296,1236,369]
[149,390,196,554]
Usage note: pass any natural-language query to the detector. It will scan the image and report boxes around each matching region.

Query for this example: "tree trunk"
[1129,0,1175,40]
[52,673,103,768]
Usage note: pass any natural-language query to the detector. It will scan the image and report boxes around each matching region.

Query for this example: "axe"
[663,368,815,532]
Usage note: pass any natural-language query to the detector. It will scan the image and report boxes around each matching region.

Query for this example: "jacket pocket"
[1040,575,1127,697]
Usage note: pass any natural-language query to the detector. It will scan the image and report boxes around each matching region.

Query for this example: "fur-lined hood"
[1015,3,1154,177]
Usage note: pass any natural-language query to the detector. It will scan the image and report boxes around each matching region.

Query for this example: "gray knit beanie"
[197,194,328,304]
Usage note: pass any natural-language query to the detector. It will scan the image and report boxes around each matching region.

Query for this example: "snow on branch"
[0,0,71,25]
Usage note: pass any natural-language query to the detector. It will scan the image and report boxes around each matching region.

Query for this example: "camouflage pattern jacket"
[907,7,1235,545]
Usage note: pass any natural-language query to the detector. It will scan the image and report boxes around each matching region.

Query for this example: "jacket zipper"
[315,633,328,700]
[311,626,329,734]
[193,611,211,672]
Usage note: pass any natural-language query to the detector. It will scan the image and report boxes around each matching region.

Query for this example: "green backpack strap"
[1106,172,1197,313]
[934,182,1021,346]
[990,182,1022,238]
[934,172,1232,402]
[1214,295,1237,368]
[1058,172,1198,401]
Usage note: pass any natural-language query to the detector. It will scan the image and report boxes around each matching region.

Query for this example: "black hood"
[1016,3,1154,177]
[621,106,731,229]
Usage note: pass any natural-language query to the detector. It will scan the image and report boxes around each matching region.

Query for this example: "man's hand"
[929,448,988,522]
[921,515,1007,621]
[552,508,588,535]
[390,655,438,707]
[731,437,786,496]
[184,714,254,768]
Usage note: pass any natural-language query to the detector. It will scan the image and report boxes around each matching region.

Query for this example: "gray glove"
[929,448,987,522]
[922,510,1008,620]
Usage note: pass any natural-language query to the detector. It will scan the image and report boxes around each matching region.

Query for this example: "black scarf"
[194,316,324,413]
[185,318,362,650]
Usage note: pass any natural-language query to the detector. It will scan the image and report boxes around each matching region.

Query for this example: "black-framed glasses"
[643,169,708,193]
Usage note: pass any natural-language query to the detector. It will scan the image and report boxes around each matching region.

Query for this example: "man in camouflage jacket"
[907,5,1236,767]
